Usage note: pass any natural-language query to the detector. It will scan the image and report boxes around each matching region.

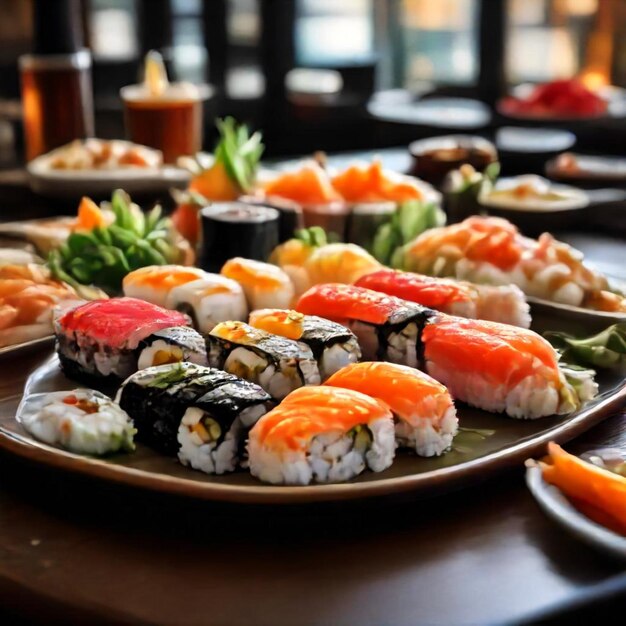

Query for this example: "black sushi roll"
[115,363,273,469]
[199,203,280,272]
[177,379,274,474]
[238,194,305,242]
[137,326,208,370]
[207,321,321,400]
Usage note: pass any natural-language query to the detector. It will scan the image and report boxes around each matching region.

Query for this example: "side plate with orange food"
[526,443,626,559]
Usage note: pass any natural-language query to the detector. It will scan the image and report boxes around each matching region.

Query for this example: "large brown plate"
[0,351,625,504]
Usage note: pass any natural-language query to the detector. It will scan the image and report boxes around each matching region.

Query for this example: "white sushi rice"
[222,347,320,400]
[474,284,532,329]
[165,277,248,333]
[178,404,268,474]
[248,417,396,485]
[18,390,135,455]
[451,258,587,308]
[386,325,419,368]
[426,358,577,419]
[318,342,360,381]
[123,266,207,307]
[395,406,459,457]
[137,339,207,371]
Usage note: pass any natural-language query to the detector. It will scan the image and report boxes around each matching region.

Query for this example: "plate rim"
[1,353,625,505]
[526,464,626,558]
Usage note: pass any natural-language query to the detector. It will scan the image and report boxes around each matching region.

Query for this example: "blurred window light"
[507,26,577,82]
[89,4,137,60]
[228,0,260,45]
[295,0,374,65]
[563,0,598,17]
[508,0,547,26]
[399,0,478,87]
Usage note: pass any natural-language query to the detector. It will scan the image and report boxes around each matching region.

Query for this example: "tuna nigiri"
[325,362,458,457]
[247,386,395,484]
[356,268,531,328]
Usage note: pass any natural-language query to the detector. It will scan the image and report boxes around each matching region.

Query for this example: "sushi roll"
[324,362,458,457]
[207,321,320,399]
[296,283,434,368]
[165,275,248,333]
[55,297,190,384]
[355,268,531,328]
[137,326,208,370]
[248,309,361,380]
[296,284,597,418]
[18,389,135,455]
[123,265,208,307]
[221,257,295,310]
[248,386,395,485]
[116,362,273,471]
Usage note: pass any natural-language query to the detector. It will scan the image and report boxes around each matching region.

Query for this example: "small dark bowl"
[409,135,497,188]
[495,126,576,176]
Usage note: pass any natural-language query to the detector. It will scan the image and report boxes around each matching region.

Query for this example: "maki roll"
[178,380,273,474]
[18,389,135,455]
[55,297,190,384]
[324,362,458,457]
[248,386,395,485]
[355,268,531,328]
[165,275,248,333]
[116,362,273,472]
[221,257,295,310]
[248,309,361,380]
[207,321,320,399]
[137,326,208,370]
[296,283,434,368]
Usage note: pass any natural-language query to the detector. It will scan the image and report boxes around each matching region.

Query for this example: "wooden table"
[1,155,626,624]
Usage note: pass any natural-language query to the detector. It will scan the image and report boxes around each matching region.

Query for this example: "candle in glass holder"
[121,51,210,163]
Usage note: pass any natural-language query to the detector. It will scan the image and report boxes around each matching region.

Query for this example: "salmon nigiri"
[421,315,597,419]
[221,257,295,310]
[248,386,395,485]
[325,362,458,457]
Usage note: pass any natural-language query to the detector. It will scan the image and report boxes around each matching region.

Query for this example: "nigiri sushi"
[165,275,248,333]
[296,283,597,418]
[55,297,197,383]
[247,386,395,485]
[355,269,531,328]
[296,283,434,368]
[395,216,626,312]
[123,265,208,308]
[207,321,320,399]
[248,309,361,380]
[116,362,273,471]
[324,362,458,457]
[221,257,295,310]
[421,315,596,419]
[124,265,247,332]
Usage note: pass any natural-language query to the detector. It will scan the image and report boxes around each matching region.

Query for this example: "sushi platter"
[1,343,624,504]
[2,120,626,509]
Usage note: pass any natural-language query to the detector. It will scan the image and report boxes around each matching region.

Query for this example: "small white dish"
[526,463,626,560]
[28,141,190,199]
